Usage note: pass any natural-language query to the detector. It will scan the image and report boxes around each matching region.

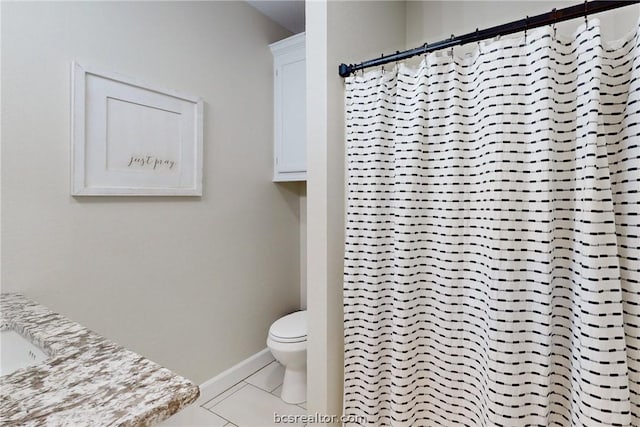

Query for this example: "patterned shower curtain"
[343,20,640,426]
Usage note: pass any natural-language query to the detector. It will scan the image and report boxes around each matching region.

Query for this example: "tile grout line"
[202,407,234,426]
[247,380,281,394]
[262,383,307,411]
[243,361,278,381]
[201,381,248,410]
[268,383,284,394]
[200,361,277,408]
[245,361,284,394]
[201,382,308,426]
[198,361,309,426]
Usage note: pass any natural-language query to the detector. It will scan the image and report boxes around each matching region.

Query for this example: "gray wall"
[406,1,640,51]
[1,1,301,384]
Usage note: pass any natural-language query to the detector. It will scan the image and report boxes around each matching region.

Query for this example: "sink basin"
[1,329,49,376]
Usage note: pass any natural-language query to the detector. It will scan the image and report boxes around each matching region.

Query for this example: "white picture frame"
[71,62,204,196]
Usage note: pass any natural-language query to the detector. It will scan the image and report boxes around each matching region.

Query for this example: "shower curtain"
[343,20,640,426]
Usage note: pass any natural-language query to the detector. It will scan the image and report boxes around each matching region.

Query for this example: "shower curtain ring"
[584,0,588,27]
[449,34,455,57]
[525,16,529,39]
[552,8,558,39]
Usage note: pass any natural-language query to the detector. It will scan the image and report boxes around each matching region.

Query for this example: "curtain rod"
[338,0,640,78]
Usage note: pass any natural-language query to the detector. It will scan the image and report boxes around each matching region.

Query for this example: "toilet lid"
[269,310,307,343]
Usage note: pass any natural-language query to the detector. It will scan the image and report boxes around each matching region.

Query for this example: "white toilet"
[267,310,307,404]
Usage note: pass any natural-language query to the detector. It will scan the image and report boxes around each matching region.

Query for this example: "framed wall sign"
[71,62,204,196]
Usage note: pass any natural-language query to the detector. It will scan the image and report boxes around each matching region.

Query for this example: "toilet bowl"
[267,310,307,404]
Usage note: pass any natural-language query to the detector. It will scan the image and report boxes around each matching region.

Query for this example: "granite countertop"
[0,293,199,426]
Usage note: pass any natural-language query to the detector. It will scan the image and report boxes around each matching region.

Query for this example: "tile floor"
[162,361,307,427]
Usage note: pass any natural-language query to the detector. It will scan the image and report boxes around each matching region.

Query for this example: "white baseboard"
[195,348,274,406]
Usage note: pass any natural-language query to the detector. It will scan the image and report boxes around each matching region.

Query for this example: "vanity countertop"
[0,293,199,426]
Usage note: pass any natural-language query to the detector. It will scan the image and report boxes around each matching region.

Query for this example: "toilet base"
[280,365,306,404]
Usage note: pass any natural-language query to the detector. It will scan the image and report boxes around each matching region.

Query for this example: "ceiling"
[246,0,305,34]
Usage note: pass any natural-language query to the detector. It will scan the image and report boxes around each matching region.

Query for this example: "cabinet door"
[274,48,306,181]
[277,58,307,178]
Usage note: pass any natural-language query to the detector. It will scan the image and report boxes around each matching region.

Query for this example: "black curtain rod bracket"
[338,0,639,78]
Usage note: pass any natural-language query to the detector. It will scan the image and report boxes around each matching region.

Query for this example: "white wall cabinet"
[270,33,306,182]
